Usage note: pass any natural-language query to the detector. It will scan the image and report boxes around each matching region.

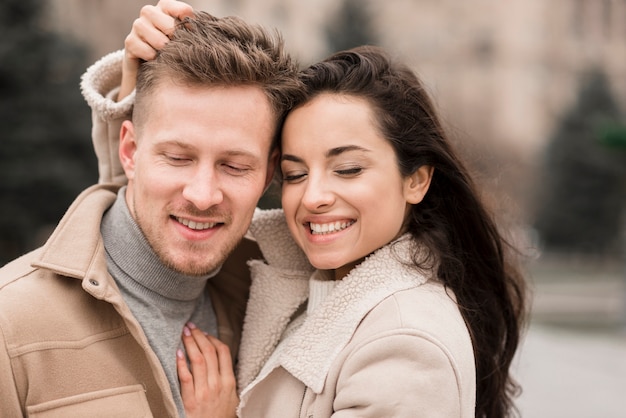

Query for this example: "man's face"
[119,82,276,276]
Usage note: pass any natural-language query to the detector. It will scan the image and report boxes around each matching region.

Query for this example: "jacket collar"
[31,184,121,299]
[240,209,429,395]
[237,209,313,390]
[280,236,428,393]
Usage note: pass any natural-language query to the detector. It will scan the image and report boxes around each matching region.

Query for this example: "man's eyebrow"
[155,139,195,150]
[156,140,260,159]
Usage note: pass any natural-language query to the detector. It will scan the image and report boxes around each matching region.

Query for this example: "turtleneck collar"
[100,187,218,301]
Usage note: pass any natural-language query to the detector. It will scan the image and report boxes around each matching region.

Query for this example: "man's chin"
[156,236,241,276]
[167,259,221,277]
[159,249,227,277]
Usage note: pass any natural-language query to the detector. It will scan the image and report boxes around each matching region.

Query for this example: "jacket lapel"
[236,209,313,390]
[279,236,429,393]
[240,209,430,395]
[236,261,309,390]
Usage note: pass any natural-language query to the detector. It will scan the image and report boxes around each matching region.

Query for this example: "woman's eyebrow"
[325,145,370,158]
[280,154,303,163]
[281,145,370,163]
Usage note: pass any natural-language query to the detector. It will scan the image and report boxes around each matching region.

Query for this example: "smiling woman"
[211,46,526,418]
[280,93,433,278]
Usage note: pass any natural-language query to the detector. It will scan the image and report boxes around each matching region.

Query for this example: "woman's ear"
[119,120,138,181]
[404,165,433,204]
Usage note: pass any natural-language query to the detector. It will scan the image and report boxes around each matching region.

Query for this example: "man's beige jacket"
[0,183,257,417]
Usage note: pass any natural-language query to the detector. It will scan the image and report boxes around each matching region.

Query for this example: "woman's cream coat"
[84,51,476,417]
[238,209,476,417]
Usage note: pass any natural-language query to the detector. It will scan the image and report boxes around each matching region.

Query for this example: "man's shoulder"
[0,249,80,334]
[0,249,110,345]
[0,248,42,291]
[0,247,82,305]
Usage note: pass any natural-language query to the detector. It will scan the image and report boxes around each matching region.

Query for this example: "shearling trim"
[237,209,314,394]
[236,261,310,391]
[249,209,313,272]
[80,49,135,121]
[240,211,432,396]
[238,233,430,397]
[280,236,428,393]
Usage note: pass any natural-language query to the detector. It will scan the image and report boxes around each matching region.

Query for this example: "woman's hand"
[119,0,194,100]
[177,322,238,418]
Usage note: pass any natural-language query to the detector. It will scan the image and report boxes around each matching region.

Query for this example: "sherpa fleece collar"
[238,209,429,396]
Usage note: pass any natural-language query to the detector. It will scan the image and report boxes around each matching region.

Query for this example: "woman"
[84,3,527,417]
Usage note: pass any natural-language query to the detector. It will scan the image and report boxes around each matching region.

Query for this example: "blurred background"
[1,0,625,415]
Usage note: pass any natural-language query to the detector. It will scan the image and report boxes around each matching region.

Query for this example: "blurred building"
[46,0,626,218]
[47,0,626,151]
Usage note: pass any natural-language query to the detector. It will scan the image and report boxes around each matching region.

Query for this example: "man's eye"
[166,155,191,164]
[223,164,251,175]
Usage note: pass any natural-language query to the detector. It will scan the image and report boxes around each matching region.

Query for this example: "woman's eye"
[282,172,306,183]
[336,167,362,176]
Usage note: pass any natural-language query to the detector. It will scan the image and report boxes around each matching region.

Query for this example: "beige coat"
[0,186,257,417]
[235,209,476,417]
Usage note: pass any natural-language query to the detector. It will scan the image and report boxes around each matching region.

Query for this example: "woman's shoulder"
[355,280,472,354]
[330,280,476,417]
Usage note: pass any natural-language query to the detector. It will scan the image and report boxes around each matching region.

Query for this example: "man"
[0,2,301,416]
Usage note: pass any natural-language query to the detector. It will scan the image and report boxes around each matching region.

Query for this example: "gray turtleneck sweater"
[101,188,218,417]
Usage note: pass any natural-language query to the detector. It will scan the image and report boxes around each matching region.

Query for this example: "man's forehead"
[137,83,277,152]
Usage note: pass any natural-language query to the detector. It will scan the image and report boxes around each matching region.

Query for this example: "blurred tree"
[534,69,626,255]
[325,0,378,53]
[0,0,97,265]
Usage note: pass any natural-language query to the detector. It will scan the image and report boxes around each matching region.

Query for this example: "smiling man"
[0,5,300,417]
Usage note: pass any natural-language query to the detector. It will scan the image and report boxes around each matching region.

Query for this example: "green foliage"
[0,0,97,265]
[325,0,378,53]
[600,123,626,148]
[534,69,626,255]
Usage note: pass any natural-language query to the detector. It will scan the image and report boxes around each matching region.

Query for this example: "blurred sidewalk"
[515,324,626,418]
[514,258,626,417]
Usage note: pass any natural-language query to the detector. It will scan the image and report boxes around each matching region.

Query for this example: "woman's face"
[280,93,431,278]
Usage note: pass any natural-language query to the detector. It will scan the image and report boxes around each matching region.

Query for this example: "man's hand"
[119,0,194,100]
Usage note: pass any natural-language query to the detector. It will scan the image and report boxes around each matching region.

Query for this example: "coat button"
[89,279,99,286]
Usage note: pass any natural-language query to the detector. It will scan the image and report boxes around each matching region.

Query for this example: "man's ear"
[404,165,434,204]
[263,148,280,191]
[119,120,138,181]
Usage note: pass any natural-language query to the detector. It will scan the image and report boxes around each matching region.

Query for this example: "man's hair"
[134,11,302,135]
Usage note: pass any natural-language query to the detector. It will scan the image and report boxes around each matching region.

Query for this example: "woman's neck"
[333,257,364,280]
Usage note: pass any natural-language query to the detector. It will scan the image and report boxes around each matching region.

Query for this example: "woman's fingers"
[125,5,173,61]
[207,334,236,390]
[177,348,196,407]
[156,0,195,23]
[183,323,212,390]
[119,1,194,100]
[179,323,238,418]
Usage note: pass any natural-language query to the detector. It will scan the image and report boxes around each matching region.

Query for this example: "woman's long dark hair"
[291,46,527,418]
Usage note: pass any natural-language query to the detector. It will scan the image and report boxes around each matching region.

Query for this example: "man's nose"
[182,166,224,210]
